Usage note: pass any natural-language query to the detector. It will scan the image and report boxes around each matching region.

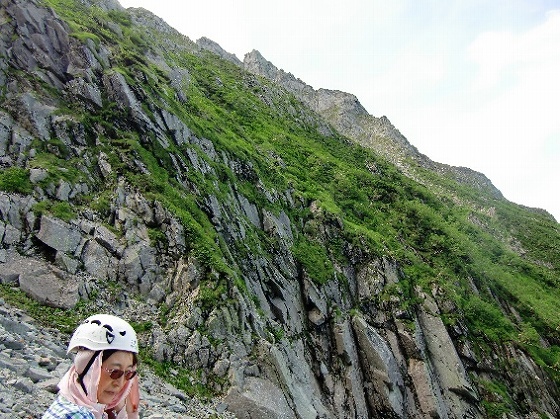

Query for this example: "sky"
[119,0,560,222]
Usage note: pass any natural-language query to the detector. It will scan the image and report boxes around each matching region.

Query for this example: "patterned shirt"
[42,395,96,419]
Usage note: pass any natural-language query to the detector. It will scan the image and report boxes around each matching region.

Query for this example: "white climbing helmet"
[67,314,138,354]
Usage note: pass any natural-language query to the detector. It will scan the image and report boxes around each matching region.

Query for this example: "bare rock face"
[6,0,72,87]
[0,250,79,309]
[197,37,242,66]
[415,294,480,418]
[225,377,295,419]
[36,216,83,254]
[353,316,405,417]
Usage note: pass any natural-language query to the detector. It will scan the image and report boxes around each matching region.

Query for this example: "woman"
[43,314,140,419]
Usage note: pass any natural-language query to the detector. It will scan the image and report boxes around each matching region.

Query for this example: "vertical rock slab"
[417,295,480,418]
[225,376,295,419]
[352,316,405,418]
[333,319,370,418]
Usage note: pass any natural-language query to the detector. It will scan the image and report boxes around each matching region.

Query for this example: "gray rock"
[197,37,242,66]
[0,113,13,157]
[262,209,293,242]
[237,194,260,228]
[98,152,113,179]
[37,377,60,393]
[416,294,479,417]
[352,316,405,417]
[3,254,80,309]
[0,316,32,335]
[29,168,48,184]
[159,109,192,145]
[225,377,295,419]
[0,354,28,374]
[36,216,82,254]
[55,252,79,274]
[0,1,556,418]
[2,224,21,245]
[65,77,103,108]
[55,181,71,201]
[0,299,238,418]
[81,239,112,281]
[0,249,9,266]
[11,93,56,140]
[25,367,52,383]
[102,71,155,133]
[20,267,79,309]
[12,377,34,394]
[94,225,122,257]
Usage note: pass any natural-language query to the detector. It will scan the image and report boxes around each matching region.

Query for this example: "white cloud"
[466,10,560,166]
[468,10,560,92]
[397,9,560,218]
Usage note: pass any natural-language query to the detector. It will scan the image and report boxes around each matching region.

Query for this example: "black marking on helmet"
[119,331,126,336]
[91,320,101,326]
[106,331,115,344]
[103,324,113,332]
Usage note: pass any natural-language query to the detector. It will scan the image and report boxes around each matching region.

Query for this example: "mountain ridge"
[189,35,512,207]
[125,2,552,219]
[240,49,506,202]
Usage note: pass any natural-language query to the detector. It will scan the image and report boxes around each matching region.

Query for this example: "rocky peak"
[244,49,314,96]
[126,6,188,39]
[197,37,242,66]
[243,49,283,81]
[81,0,123,11]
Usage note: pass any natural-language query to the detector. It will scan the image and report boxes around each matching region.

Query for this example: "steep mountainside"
[1,0,559,418]
[242,49,504,199]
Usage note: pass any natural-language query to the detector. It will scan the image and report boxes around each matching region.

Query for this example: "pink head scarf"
[58,350,140,419]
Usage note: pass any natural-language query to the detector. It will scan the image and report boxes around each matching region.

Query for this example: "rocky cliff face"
[0,1,559,418]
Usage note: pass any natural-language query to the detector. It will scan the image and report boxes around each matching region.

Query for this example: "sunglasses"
[102,367,137,380]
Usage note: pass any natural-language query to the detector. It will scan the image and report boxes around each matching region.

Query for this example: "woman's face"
[97,351,135,404]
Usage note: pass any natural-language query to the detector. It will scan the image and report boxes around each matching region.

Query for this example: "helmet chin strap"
[77,350,101,396]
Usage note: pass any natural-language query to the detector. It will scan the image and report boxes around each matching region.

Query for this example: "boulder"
[36,215,82,254]
[81,239,113,281]
[0,252,79,309]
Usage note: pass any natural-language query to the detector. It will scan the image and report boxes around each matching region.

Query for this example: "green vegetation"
[266,324,285,343]
[140,353,216,399]
[479,378,513,418]
[0,167,32,194]
[198,280,228,314]
[0,284,89,334]
[462,296,515,341]
[292,235,334,285]
[40,0,560,348]
[148,227,167,248]
[33,200,76,221]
